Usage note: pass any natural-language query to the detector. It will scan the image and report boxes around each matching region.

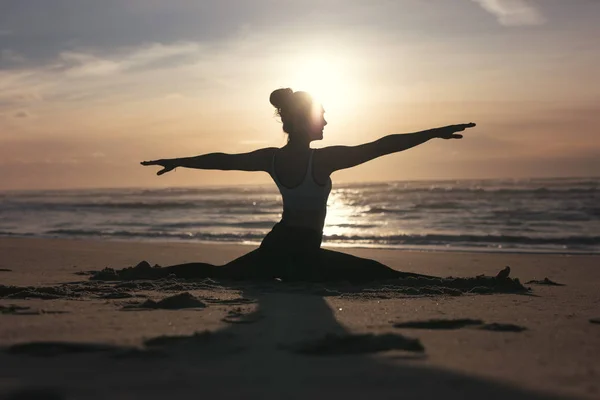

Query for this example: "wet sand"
[0,237,599,399]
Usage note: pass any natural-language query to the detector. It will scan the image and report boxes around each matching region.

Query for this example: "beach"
[3,0,600,398]
[1,237,598,399]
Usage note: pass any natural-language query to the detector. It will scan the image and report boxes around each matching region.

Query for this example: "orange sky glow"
[0,0,599,190]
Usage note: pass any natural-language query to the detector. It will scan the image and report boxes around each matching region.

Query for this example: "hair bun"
[269,88,294,110]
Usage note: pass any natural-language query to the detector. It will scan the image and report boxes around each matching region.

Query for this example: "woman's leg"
[158,248,278,280]
[315,249,436,283]
[95,260,220,280]
[156,262,220,279]
[313,249,524,291]
[221,248,278,280]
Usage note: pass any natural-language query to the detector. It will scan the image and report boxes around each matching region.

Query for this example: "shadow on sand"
[0,268,565,400]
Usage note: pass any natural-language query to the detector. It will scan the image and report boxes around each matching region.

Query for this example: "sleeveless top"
[271,149,332,231]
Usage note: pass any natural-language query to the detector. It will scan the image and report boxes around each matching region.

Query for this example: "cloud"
[0,0,487,69]
[0,1,284,67]
[0,40,209,117]
[0,68,52,111]
[60,52,122,77]
[59,42,201,77]
[13,110,29,118]
[1,49,26,64]
[471,0,546,26]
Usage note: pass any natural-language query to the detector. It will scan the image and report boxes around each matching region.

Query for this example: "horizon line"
[2,175,598,193]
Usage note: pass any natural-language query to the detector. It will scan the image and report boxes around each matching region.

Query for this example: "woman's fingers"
[451,123,476,131]
[455,124,474,132]
[141,159,174,175]
[157,166,175,175]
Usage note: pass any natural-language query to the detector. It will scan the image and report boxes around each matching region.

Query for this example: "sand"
[0,237,599,399]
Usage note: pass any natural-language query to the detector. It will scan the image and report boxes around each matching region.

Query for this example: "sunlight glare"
[323,190,369,238]
[289,56,359,112]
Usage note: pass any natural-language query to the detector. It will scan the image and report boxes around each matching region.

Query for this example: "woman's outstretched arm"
[320,123,475,173]
[141,147,277,175]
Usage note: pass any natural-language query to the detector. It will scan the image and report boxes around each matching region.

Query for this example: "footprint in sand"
[73,270,94,276]
[1,305,32,315]
[0,285,76,300]
[221,307,263,324]
[394,318,527,332]
[284,333,425,356]
[4,330,242,359]
[208,297,256,306]
[525,277,565,286]
[394,318,484,330]
[478,323,527,332]
[121,292,207,310]
[143,331,244,355]
[4,387,65,400]
[5,342,128,357]
[0,305,69,316]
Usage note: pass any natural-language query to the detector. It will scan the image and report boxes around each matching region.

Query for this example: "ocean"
[1,177,599,254]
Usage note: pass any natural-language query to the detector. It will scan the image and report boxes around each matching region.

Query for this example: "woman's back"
[271,147,332,231]
[271,147,330,187]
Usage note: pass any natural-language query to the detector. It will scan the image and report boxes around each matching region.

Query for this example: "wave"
[2,178,597,202]
[149,221,278,229]
[43,229,267,242]
[329,223,379,229]
[370,187,599,197]
[488,209,597,222]
[324,233,600,247]
[363,205,599,221]
[34,229,600,249]
[1,201,281,213]
[0,230,34,237]
[2,178,598,254]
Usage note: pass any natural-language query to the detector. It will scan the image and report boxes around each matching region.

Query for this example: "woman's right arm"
[141,147,277,175]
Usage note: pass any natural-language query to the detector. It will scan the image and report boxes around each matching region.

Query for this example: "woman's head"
[270,88,327,143]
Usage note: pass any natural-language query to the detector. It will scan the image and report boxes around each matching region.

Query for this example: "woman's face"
[305,106,327,142]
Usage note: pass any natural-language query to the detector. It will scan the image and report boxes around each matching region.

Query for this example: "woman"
[139,88,476,282]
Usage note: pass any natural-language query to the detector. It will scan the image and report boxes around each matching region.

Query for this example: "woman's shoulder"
[250,147,279,156]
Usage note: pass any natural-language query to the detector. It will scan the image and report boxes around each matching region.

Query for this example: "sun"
[289,56,359,111]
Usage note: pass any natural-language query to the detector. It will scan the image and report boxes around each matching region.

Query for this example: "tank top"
[271,149,332,231]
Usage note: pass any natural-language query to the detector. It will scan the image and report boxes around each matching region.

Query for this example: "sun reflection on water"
[323,190,371,238]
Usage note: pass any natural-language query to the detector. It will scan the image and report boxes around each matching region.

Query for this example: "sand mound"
[88,262,531,297]
[394,318,484,330]
[6,342,125,357]
[525,278,565,286]
[285,333,425,356]
[479,323,527,332]
[124,292,207,310]
[394,318,527,332]
[221,308,263,324]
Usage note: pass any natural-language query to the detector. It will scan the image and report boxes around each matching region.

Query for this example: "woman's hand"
[140,159,178,175]
[435,123,476,139]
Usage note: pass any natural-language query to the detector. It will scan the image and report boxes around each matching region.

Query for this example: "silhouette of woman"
[139,88,476,282]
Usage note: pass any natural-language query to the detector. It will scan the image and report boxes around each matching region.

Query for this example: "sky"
[0,0,599,190]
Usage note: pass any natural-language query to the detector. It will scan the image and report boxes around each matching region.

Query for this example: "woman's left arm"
[320,123,475,173]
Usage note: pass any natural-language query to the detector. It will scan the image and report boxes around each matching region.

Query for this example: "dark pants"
[223,221,409,282]
[163,221,420,282]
